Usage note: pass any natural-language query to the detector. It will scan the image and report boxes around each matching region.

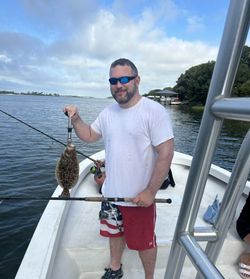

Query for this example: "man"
[237,192,250,279]
[64,58,174,279]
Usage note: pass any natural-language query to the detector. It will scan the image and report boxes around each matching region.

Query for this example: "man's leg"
[138,246,157,279]
[109,236,126,270]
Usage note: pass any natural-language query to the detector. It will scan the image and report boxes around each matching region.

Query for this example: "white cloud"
[0,0,220,97]
[187,16,205,33]
[0,54,12,63]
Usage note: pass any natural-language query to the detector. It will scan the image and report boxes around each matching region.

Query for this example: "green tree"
[233,62,250,96]
[174,61,215,105]
[240,45,250,66]
[173,45,250,105]
[238,80,250,96]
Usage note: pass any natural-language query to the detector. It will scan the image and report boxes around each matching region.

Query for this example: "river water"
[0,95,249,279]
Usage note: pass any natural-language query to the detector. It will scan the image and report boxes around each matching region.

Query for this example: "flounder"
[55,142,79,197]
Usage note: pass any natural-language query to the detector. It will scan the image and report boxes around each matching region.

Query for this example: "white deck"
[15,151,249,279]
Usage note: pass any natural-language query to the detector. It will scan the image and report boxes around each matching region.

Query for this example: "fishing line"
[0,108,97,163]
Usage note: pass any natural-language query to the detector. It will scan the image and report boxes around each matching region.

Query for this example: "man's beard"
[111,84,137,105]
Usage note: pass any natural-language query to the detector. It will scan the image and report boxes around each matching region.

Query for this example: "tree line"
[164,45,250,105]
[0,91,59,96]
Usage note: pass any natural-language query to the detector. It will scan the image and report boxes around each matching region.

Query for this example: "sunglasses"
[109,76,137,85]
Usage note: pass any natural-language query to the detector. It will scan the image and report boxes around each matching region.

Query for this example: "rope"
[0,108,97,163]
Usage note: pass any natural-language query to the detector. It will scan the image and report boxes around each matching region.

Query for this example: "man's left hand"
[132,189,155,207]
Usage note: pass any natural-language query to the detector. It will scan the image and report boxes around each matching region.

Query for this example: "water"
[0,95,249,279]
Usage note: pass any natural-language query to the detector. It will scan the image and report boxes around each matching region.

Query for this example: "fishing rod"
[0,196,172,203]
[0,108,97,163]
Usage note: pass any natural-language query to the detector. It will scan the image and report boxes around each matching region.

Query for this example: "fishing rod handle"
[85,197,172,203]
[65,111,73,142]
[155,198,172,203]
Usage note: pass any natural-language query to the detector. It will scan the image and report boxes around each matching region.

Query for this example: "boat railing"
[164,0,250,278]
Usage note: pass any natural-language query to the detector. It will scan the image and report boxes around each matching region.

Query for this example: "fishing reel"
[90,162,106,192]
[90,165,104,178]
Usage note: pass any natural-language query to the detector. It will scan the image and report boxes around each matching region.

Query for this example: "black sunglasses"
[109,76,137,85]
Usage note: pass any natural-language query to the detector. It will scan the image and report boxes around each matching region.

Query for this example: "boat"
[170,97,182,105]
[14,150,250,279]
[15,0,250,278]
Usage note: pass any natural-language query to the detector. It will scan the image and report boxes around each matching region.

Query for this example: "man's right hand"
[63,105,80,122]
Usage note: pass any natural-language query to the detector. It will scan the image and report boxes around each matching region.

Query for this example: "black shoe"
[101,265,123,278]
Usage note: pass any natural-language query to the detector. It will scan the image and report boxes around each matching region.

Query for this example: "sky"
[0,0,241,98]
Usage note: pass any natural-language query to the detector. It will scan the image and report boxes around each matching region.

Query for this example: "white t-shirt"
[91,97,174,205]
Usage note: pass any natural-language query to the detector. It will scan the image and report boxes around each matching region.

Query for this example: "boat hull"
[15,151,249,278]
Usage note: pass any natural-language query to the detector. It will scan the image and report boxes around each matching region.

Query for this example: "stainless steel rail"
[164,0,250,278]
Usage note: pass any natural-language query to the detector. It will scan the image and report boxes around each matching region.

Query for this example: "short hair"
[110,58,138,76]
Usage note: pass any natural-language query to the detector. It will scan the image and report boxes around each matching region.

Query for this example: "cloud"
[0,54,12,64]
[186,16,205,33]
[21,0,98,34]
[0,0,219,97]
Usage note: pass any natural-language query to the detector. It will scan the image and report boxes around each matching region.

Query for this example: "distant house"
[147,89,181,105]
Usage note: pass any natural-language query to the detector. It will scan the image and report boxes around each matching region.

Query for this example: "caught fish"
[55,141,79,197]
[55,114,79,197]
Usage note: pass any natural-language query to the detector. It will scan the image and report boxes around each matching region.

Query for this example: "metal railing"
[164,0,250,278]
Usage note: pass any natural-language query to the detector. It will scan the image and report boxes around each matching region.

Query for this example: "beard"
[111,83,137,105]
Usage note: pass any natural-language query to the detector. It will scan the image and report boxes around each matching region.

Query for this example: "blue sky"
[0,0,241,97]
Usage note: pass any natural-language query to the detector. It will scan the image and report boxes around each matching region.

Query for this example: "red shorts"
[100,203,156,251]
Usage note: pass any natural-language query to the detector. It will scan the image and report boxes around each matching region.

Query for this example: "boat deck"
[47,152,247,279]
